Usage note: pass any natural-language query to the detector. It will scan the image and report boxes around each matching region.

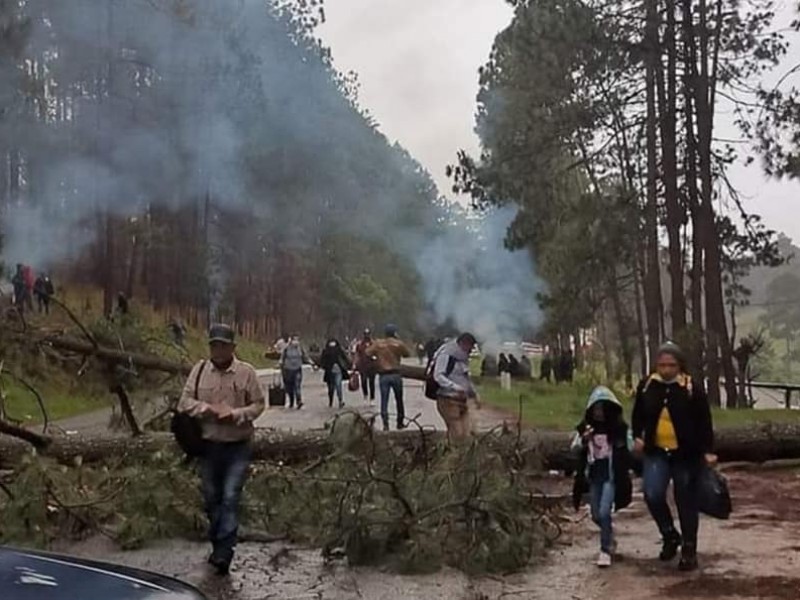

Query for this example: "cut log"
[27,335,192,376]
[3,423,800,470]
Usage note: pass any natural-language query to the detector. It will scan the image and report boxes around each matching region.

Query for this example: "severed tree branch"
[48,296,99,349]
[0,416,51,449]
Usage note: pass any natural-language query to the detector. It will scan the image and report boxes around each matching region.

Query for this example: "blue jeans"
[200,441,252,560]
[379,372,404,428]
[642,453,701,545]
[282,368,303,407]
[590,480,615,553]
[327,371,344,407]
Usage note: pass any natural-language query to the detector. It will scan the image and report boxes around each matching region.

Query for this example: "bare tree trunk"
[643,0,663,368]
[102,212,115,317]
[682,0,705,382]
[597,306,614,382]
[694,0,736,407]
[657,0,686,338]
[609,273,634,388]
[633,257,649,378]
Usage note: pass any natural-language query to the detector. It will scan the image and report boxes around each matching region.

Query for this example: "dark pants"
[36,294,50,314]
[200,441,251,561]
[643,452,701,546]
[360,369,376,400]
[282,368,303,408]
[379,372,404,428]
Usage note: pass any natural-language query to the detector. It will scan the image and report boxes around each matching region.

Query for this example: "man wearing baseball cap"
[178,323,265,575]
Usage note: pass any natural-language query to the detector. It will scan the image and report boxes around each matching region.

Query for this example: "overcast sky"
[318,0,799,243]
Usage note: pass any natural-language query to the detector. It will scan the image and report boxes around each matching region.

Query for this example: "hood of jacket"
[585,386,623,412]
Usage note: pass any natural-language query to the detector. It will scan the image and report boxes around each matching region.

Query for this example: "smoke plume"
[0,0,543,343]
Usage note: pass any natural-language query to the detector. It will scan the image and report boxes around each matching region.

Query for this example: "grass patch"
[479,379,800,432]
[2,380,109,424]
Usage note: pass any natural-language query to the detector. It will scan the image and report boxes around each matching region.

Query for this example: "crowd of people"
[177,325,717,579]
[9,263,54,315]
[271,325,413,431]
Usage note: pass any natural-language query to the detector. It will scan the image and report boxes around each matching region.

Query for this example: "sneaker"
[339,401,345,409]
[678,544,698,572]
[660,531,682,561]
[596,551,612,568]
[382,423,389,432]
[397,421,407,431]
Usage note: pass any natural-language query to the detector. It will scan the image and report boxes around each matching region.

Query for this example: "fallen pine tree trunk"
[35,335,192,376]
[3,422,800,470]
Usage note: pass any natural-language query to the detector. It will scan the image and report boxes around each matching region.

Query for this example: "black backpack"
[171,361,207,458]
[424,350,455,400]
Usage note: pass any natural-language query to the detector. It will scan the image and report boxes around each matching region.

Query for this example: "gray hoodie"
[433,341,475,399]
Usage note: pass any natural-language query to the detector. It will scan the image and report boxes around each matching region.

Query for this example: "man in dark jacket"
[631,341,716,572]
[33,274,54,314]
[540,351,553,383]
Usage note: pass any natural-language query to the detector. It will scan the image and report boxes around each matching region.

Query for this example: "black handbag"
[698,465,732,520]
[171,361,207,458]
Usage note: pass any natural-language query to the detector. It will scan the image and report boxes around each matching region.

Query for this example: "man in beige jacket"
[178,324,265,575]
[366,323,411,431]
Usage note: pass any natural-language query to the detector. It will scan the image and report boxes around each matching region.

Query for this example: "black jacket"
[631,374,714,460]
[319,345,352,383]
[572,416,633,512]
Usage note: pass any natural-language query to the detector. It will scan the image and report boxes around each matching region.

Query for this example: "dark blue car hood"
[0,547,206,600]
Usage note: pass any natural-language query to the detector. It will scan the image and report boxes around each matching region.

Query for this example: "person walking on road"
[355,328,376,402]
[433,332,479,442]
[319,338,352,409]
[571,386,633,568]
[177,324,265,576]
[631,341,716,572]
[366,324,411,431]
[280,334,309,409]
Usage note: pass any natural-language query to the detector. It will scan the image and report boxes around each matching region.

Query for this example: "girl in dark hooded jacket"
[572,386,633,568]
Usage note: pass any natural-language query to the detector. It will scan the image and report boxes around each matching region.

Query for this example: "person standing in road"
[280,334,308,409]
[433,332,480,442]
[319,338,352,409]
[178,324,265,576]
[631,341,716,572]
[366,324,411,431]
[540,350,553,383]
[33,273,54,315]
[355,328,376,402]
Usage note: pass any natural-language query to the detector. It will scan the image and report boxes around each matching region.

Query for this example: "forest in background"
[1,0,799,405]
[451,0,800,403]
[0,0,455,342]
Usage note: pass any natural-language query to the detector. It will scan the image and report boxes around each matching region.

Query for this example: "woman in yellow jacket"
[631,342,716,572]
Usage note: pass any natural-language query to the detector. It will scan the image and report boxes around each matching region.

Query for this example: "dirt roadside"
[60,468,800,600]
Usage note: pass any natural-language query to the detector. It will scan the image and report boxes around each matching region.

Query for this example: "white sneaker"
[597,551,612,568]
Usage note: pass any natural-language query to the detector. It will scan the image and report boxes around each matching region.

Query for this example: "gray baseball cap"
[209,323,236,344]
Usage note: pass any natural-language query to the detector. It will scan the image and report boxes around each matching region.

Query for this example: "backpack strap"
[445,356,456,377]
[194,360,207,400]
